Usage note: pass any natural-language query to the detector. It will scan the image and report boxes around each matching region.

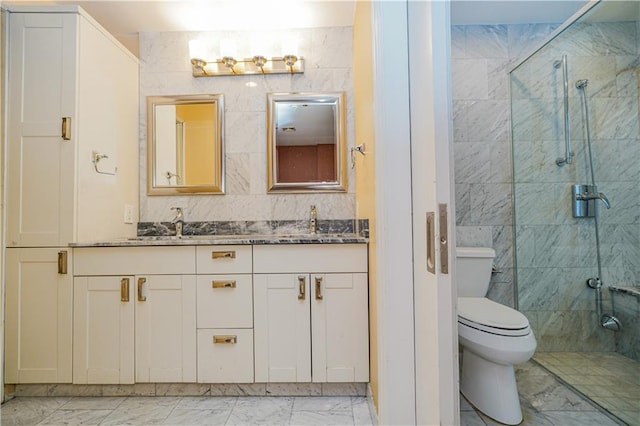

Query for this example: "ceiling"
[2,0,591,56]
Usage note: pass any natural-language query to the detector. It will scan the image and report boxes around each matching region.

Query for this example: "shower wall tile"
[465,25,509,59]
[518,267,596,311]
[452,101,470,142]
[611,291,639,361]
[139,28,355,222]
[487,59,511,100]
[469,183,512,226]
[515,226,536,268]
[535,310,615,352]
[507,24,560,60]
[533,223,597,268]
[489,139,512,183]
[453,143,491,183]
[616,55,640,98]
[597,181,640,225]
[452,59,489,100]
[455,184,471,226]
[592,96,639,140]
[492,225,514,269]
[456,226,493,247]
[467,100,510,142]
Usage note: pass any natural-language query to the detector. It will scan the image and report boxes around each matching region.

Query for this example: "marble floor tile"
[176,396,237,410]
[39,409,113,425]
[352,397,374,426]
[541,410,621,426]
[100,404,175,425]
[460,410,485,426]
[60,396,125,410]
[226,396,294,425]
[293,396,352,411]
[162,408,231,425]
[289,410,354,425]
[0,397,71,426]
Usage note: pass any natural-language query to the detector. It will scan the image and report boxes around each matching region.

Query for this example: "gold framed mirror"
[147,94,225,195]
[267,92,346,192]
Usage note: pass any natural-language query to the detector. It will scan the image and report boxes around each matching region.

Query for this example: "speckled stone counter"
[71,219,369,247]
[70,233,368,247]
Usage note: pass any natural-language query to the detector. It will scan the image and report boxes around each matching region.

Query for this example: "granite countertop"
[70,233,368,247]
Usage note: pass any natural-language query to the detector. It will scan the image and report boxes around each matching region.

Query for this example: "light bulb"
[189,40,206,60]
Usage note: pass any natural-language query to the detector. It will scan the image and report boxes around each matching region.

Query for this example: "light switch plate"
[124,204,134,224]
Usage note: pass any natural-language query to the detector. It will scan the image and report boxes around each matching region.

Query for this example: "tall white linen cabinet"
[4,6,139,383]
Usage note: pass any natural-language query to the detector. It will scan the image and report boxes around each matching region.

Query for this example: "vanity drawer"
[197,329,254,383]
[196,274,253,328]
[196,245,252,274]
[74,246,196,275]
[253,244,367,273]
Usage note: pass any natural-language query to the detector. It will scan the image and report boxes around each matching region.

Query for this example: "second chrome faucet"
[309,205,317,234]
[171,207,184,238]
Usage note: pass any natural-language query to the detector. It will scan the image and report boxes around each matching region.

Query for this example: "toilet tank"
[456,247,495,297]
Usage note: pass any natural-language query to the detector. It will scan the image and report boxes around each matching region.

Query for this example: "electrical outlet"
[124,204,134,224]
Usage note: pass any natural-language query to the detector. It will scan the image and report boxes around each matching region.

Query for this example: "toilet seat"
[458,297,531,337]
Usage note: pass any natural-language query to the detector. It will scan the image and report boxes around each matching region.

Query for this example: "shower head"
[553,59,562,68]
[576,79,589,89]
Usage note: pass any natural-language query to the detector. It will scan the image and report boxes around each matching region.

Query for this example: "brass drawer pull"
[121,278,130,302]
[57,250,68,274]
[212,251,236,259]
[212,280,236,288]
[61,117,71,140]
[137,277,147,302]
[298,276,306,300]
[315,276,323,300]
[213,335,237,344]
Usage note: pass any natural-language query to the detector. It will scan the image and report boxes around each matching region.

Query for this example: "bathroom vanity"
[13,237,370,391]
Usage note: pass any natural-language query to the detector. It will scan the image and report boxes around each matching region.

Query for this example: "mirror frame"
[147,94,225,195]
[267,92,347,192]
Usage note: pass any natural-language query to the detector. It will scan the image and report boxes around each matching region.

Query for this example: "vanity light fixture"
[189,39,304,77]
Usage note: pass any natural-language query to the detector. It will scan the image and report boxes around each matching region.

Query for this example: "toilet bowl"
[456,248,537,425]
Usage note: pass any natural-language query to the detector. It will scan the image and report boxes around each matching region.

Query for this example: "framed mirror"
[267,92,346,192]
[147,94,225,195]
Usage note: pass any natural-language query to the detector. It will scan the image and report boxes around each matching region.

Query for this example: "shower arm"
[555,55,573,167]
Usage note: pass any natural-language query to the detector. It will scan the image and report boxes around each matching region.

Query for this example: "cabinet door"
[135,275,196,383]
[312,273,369,382]
[5,248,73,383]
[73,276,134,384]
[7,13,77,247]
[254,274,311,382]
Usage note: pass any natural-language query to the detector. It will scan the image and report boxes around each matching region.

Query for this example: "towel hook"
[350,143,366,168]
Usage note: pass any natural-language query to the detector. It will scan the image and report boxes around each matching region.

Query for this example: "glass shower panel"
[510,1,639,424]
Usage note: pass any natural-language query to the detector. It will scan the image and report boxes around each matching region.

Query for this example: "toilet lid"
[458,297,530,335]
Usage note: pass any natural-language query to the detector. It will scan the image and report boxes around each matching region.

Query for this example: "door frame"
[372,1,457,424]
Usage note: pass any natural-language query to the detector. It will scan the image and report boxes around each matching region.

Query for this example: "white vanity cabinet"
[253,244,369,383]
[6,6,139,247]
[73,247,196,384]
[4,6,138,385]
[4,248,73,383]
[196,246,254,383]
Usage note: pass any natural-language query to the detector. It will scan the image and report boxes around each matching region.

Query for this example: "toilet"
[456,247,537,425]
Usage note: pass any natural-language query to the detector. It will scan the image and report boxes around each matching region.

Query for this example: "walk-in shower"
[510,1,639,424]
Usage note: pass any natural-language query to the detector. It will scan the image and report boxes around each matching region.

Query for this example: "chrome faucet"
[576,191,611,209]
[309,205,317,234]
[171,207,185,238]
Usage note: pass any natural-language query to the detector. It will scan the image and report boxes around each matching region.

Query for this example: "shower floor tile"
[534,351,639,426]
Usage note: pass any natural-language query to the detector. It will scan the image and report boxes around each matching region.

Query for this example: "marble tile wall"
[511,19,639,352]
[139,28,355,223]
[453,19,639,353]
[452,23,559,308]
